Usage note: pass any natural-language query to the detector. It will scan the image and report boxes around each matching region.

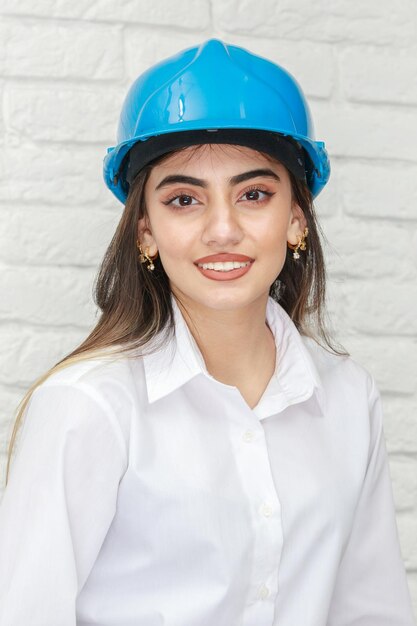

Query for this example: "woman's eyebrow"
[154,168,280,191]
[229,168,281,186]
[155,175,207,190]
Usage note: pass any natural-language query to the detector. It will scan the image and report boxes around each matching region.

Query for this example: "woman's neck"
[175,294,277,400]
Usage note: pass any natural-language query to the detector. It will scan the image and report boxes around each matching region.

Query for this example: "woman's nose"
[201,200,244,247]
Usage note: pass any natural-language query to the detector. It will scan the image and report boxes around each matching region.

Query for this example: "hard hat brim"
[123,129,310,190]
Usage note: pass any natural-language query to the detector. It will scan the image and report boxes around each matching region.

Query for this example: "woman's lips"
[195,260,254,281]
[194,253,254,264]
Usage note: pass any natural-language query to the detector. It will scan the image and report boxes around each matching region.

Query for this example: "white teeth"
[198,261,251,271]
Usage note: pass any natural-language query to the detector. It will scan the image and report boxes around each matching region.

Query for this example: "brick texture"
[0,20,124,79]
[340,46,417,105]
[212,0,417,45]
[0,0,211,29]
[4,83,125,143]
[0,1,416,617]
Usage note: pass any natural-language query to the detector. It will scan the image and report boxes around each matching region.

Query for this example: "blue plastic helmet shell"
[104,39,330,203]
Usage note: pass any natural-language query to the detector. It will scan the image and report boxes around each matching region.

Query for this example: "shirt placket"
[230,401,283,626]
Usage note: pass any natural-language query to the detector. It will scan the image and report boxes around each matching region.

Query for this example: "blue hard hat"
[103,39,330,203]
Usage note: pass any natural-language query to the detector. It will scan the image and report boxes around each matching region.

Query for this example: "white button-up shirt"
[0,296,415,626]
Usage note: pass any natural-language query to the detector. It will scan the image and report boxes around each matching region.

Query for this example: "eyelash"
[162,185,275,209]
[241,186,275,204]
[161,191,197,209]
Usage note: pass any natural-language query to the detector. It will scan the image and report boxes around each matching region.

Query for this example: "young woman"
[0,39,415,626]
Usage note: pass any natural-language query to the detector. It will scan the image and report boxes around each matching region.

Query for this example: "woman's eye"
[164,194,199,207]
[239,188,274,203]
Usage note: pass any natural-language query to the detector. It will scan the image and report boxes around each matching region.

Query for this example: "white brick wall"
[0,0,416,616]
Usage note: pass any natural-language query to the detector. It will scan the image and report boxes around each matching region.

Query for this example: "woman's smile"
[195,259,254,281]
[194,252,254,280]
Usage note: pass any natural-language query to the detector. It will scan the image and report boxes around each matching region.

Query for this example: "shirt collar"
[142,294,325,418]
[141,297,204,403]
[255,297,326,419]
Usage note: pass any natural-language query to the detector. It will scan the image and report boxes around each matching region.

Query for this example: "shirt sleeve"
[327,376,416,626]
[0,382,128,626]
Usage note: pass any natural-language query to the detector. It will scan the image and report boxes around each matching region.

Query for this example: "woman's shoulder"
[28,348,146,438]
[40,344,146,389]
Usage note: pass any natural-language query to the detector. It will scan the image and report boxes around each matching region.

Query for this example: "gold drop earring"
[137,240,158,271]
[288,227,309,260]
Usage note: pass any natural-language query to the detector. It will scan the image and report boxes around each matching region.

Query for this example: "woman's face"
[139,144,306,314]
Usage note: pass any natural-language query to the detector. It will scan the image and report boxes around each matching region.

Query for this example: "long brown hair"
[5,145,344,485]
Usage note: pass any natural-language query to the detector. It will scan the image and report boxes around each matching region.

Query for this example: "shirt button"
[242,430,255,442]
[258,584,270,600]
[260,502,273,517]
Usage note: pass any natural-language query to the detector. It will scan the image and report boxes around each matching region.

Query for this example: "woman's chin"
[171,283,270,314]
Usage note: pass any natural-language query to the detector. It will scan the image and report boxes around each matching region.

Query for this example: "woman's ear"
[286,202,307,247]
[137,216,158,257]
